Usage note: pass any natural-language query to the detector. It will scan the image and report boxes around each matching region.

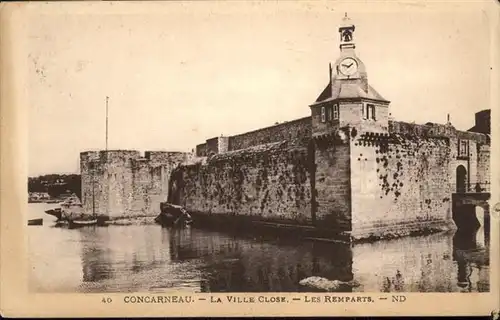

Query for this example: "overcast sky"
[25,1,492,176]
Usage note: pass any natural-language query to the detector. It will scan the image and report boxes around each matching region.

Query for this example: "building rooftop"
[313,80,389,106]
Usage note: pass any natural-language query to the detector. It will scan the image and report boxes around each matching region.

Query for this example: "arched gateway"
[456,165,467,193]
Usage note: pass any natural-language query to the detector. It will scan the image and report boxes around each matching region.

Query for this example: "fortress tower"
[310,13,390,138]
[308,14,392,234]
[80,150,193,218]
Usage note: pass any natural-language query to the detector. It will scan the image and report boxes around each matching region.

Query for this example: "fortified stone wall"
[205,137,219,157]
[477,144,491,188]
[80,150,141,218]
[144,151,193,205]
[228,116,311,151]
[454,130,489,189]
[81,112,490,241]
[196,144,207,157]
[195,116,312,157]
[80,151,105,216]
[349,121,490,239]
[80,150,191,218]
[106,151,140,217]
[349,131,454,239]
[130,158,153,214]
[389,121,489,191]
[218,136,229,154]
[312,131,352,233]
[170,141,313,225]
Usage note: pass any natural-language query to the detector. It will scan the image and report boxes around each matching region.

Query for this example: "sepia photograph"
[1,0,499,317]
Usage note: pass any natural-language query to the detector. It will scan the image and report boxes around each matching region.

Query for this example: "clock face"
[338,58,358,76]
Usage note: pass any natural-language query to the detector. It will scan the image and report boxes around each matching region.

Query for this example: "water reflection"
[351,232,455,292]
[28,204,490,293]
[80,228,113,283]
[166,229,354,292]
[452,226,489,293]
[76,226,202,292]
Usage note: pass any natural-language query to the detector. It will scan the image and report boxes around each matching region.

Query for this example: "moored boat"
[28,218,43,226]
[68,218,98,229]
[54,220,69,228]
[44,194,82,221]
[45,207,63,220]
[58,194,84,221]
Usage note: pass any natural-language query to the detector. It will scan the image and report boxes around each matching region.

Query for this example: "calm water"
[28,203,490,293]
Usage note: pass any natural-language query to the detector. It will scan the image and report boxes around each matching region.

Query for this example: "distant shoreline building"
[80,15,490,240]
[28,192,51,203]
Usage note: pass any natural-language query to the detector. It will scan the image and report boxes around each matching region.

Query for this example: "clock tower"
[310,13,390,138]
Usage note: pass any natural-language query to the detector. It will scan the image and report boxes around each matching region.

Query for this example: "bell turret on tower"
[339,13,356,51]
[310,13,390,138]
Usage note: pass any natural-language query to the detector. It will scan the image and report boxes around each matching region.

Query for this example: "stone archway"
[456,165,467,193]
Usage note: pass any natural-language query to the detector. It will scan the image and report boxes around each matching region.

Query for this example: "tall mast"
[92,166,95,216]
[105,96,109,219]
[106,96,109,151]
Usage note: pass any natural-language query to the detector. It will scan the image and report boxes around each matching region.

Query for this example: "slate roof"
[313,78,389,106]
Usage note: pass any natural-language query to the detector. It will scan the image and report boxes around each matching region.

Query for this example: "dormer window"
[333,104,339,120]
[321,106,326,123]
[362,103,376,120]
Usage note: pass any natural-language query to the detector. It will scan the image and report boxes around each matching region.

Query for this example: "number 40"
[102,297,112,303]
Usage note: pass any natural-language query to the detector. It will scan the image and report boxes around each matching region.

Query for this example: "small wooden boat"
[28,218,43,226]
[45,207,63,220]
[54,220,69,228]
[68,218,98,229]
[45,194,84,223]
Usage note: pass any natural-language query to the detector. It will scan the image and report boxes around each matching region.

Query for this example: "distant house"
[28,192,50,203]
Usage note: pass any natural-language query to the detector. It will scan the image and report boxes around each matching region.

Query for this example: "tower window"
[321,106,326,123]
[458,140,469,158]
[333,104,339,120]
[363,104,376,120]
[369,104,376,120]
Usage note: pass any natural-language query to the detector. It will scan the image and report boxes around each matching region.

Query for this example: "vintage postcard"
[1,0,499,317]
